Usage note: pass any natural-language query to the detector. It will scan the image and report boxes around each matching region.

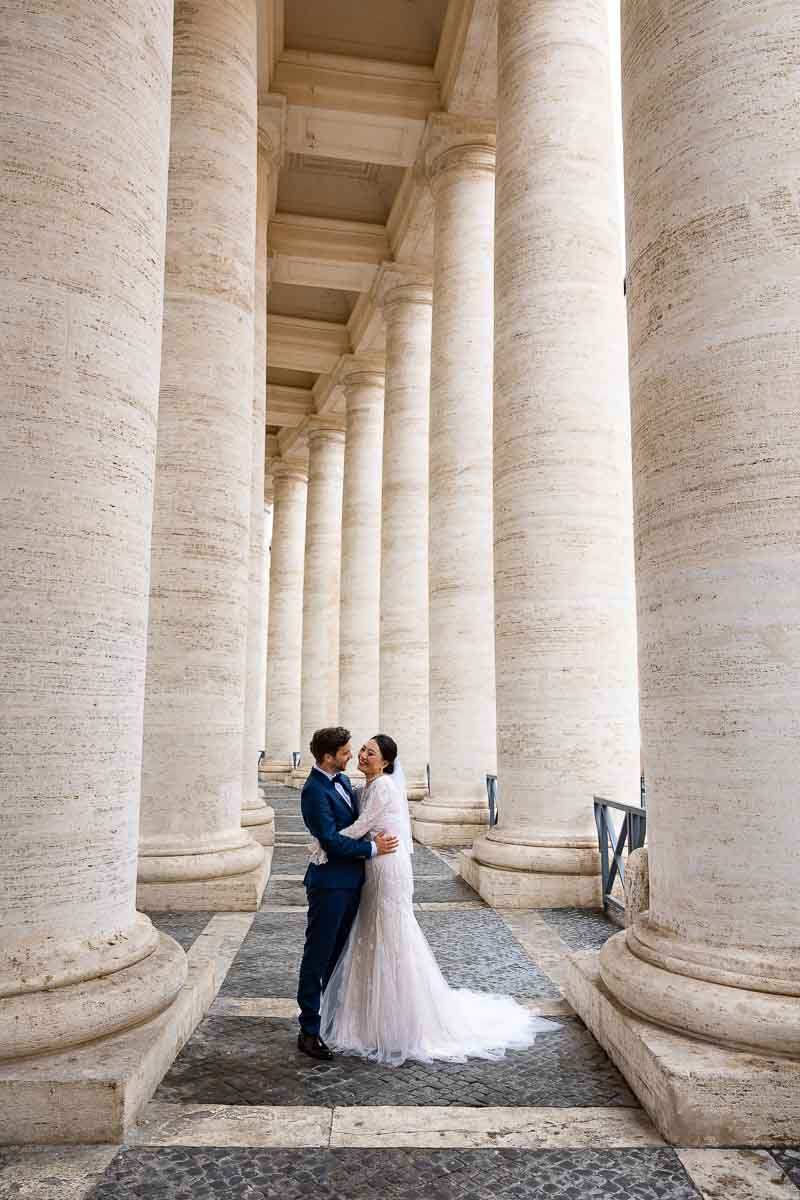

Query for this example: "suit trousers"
[297,886,362,1036]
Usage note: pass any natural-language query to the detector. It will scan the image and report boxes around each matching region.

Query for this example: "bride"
[312,733,558,1066]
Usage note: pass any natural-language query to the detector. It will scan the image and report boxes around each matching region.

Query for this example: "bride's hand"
[375,832,399,856]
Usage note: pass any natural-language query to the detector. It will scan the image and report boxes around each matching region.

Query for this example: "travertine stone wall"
[601,0,800,1054]
[241,144,274,844]
[471,0,639,907]
[0,0,185,1058]
[264,461,308,775]
[339,366,385,761]
[297,422,346,770]
[139,0,266,904]
[413,118,497,844]
[380,284,433,797]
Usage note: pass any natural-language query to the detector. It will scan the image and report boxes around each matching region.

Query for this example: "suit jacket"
[301,768,373,891]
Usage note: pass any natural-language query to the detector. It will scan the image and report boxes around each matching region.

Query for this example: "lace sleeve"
[340,776,393,840]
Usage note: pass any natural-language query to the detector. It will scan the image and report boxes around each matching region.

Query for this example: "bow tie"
[332,773,345,785]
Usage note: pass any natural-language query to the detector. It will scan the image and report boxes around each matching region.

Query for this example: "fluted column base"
[564,949,800,1147]
[0,937,218,1145]
[241,802,275,846]
[463,830,602,908]
[259,757,292,784]
[412,799,489,846]
[137,834,268,911]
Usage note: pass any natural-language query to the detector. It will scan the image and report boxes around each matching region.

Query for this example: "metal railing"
[593,795,647,921]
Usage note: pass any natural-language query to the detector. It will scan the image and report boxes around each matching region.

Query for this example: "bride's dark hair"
[371,734,398,775]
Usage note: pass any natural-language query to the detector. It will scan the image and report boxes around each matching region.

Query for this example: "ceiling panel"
[268,282,359,323]
[267,366,319,389]
[277,154,404,224]
[284,0,450,67]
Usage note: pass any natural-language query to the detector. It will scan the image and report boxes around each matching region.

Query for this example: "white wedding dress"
[317,768,559,1066]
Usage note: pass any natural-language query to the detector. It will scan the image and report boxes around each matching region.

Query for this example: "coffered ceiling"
[262,0,499,467]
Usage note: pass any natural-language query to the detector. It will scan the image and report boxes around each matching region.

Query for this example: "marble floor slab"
[331,1104,664,1148]
[678,1148,800,1198]
[148,911,215,951]
[0,1146,120,1200]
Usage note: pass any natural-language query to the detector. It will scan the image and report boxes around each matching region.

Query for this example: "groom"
[296,725,399,1060]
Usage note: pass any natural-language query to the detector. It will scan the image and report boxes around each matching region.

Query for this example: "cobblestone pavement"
[4,783,798,1200]
[86,1146,701,1200]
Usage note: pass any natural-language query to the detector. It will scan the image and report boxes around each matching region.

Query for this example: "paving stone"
[773,1149,800,1188]
[417,909,561,997]
[87,1146,698,1199]
[536,908,619,952]
[261,875,479,910]
[148,912,214,951]
[156,1013,635,1109]
[270,844,314,874]
[219,911,307,998]
[220,908,556,1000]
[261,878,307,908]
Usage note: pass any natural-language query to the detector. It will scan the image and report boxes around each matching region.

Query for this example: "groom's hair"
[310,726,351,763]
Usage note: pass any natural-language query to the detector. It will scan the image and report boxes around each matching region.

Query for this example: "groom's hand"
[374,832,399,856]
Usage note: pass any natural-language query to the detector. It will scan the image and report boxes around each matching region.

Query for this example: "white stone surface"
[0,1146,120,1200]
[338,364,385,755]
[139,0,266,906]
[297,421,346,768]
[413,117,497,844]
[565,950,800,1147]
[600,0,800,1055]
[0,949,214,1145]
[0,0,185,1059]
[241,145,276,846]
[472,0,639,906]
[330,1105,663,1149]
[131,1102,332,1148]
[264,460,308,773]
[379,281,433,796]
[677,1149,800,1199]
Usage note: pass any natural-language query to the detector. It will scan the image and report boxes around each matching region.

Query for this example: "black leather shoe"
[297,1031,333,1061]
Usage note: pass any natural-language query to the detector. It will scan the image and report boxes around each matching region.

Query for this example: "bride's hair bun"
[372,733,398,774]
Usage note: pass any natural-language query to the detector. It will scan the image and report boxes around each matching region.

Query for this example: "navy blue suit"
[296,767,373,1036]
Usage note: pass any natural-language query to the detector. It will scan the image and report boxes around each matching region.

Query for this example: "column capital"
[258,94,287,216]
[338,355,386,398]
[422,113,496,190]
[271,456,309,485]
[306,415,346,449]
[370,261,434,318]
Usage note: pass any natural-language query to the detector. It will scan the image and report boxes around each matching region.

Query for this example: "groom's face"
[330,740,352,772]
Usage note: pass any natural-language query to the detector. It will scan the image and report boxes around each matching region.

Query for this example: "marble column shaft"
[139,0,266,908]
[380,285,433,798]
[470,0,639,908]
[0,0,185,1059]
[263,462,308,776]
[599,0,800,1056]
[413,124,497,844]
[240,144,274,845]
[295,423,346,775]
[339,367,385,761]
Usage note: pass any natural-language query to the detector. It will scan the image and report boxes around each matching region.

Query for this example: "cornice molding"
[267,314,350,374]
[273,51,439,122]
[257,0,285,100]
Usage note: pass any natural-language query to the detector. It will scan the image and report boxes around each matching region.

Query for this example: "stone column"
[290,420,346,785]
[260,478,274,758]
[565,0,800,1147]
[139,0,267,909]
[0,0,185,1063]
[380,282,433,799]
[240,143,276,846]
[263,459,308,780]
[467,0,640,908]
[339,363,385,766]
[412,117,497,845]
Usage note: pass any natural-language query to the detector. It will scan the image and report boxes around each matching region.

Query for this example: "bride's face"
[358,739,386,777]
